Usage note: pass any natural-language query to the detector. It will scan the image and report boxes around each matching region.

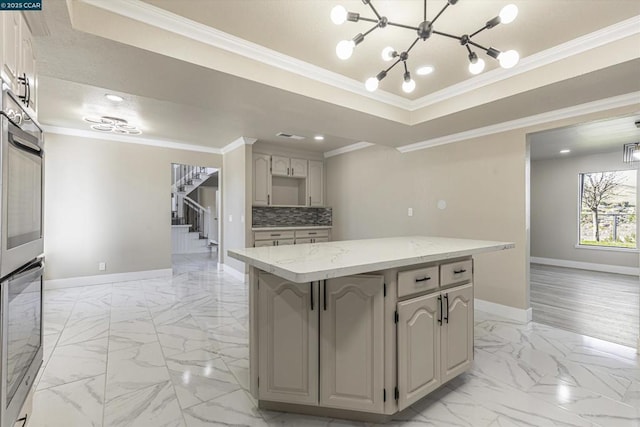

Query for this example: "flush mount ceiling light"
[623,142,640,164]
[105,94,124,102]
[83,116,142,135]
[332,0,520,93]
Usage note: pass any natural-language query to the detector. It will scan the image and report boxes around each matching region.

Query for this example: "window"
[579,170,637,249]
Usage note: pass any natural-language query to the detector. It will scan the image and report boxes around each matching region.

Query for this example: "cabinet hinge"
[383,283,386,297]
[394,386,399,400]
[394,311,399,324]
[383,388,386,402]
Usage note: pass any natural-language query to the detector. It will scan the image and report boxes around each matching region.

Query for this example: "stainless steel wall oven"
[0,83,43,427]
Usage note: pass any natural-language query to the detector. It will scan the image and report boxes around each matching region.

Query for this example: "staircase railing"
[183,196,211,239]
[172,165,209,193]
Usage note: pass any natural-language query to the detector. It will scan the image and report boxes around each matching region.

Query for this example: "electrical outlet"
[98,262,106,271]
[408,208,413,217]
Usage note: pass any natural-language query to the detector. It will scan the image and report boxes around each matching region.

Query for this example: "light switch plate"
[408,208,413,217]
[98,262,106,271]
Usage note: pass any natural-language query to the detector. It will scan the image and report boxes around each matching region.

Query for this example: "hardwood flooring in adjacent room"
[530,263,639,348]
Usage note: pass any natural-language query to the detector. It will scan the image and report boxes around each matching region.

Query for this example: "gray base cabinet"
[320,276,385,413]
[258,273,318,405]
[252,256,475,419]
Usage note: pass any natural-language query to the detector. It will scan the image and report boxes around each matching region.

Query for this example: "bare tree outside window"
[579,170,637,248]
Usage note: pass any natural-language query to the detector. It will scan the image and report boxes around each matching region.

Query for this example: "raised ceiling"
[139,0,640,100]
[32,0,640,153]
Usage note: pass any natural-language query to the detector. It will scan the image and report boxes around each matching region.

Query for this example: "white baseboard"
[475,298,533,324]
[222,263,248,283]
[531,256,639,276]
[45,268,173,290]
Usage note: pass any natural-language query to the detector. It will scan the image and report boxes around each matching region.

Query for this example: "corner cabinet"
[257,273,384,412]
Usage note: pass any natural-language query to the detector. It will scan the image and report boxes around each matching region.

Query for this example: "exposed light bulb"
[468,58,486,74]
[365,77,379,92]
[402,79,416,93]
[498,50,520,68]
[499,4,518,24]
[416,66,434,76]
[331,5,348,25]
[381,46,396,62]
[336,40,355,60]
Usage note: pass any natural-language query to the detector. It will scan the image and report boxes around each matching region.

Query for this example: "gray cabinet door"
[307,161,324,206]
[258,273,318,405]
[441,283,473,383]
[253,154,272,206]
[320,275,385,413]
[397,292,441,410]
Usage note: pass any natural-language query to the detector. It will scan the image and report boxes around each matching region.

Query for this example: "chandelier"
[331,0,520,93]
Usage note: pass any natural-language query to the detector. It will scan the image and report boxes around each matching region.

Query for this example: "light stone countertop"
[228,236,514,283]
[251,226,333,231]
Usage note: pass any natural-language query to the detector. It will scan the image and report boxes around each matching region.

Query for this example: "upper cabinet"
[1,13,37,116]
[307,160,324,206]
[252,152,324,207]
[272,156,308,178]
[253,153,272,206]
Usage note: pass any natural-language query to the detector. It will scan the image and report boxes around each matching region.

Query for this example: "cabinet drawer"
[255,230,294,241]
[440,260,472,287]
[398,266,439,298]
[254,240,274,247]
[277,239,295,246]
[294,229,329,238]
[295,238,312,244]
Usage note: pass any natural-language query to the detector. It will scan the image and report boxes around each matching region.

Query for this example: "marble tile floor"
[29,253,639,427]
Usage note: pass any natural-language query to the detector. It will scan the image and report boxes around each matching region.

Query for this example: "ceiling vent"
[276,132,305,140]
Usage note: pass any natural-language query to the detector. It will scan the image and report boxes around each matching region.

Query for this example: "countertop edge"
[251,226,333,231]
[228,242,514,283]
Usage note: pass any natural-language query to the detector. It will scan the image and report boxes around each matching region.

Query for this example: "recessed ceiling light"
[560,149,571,154]
[314,135,324,141]
[416,66,434,76]
[105,94,124,102]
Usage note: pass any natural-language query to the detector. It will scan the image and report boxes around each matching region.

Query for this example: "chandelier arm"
[470,26,489,38]
[465,45,473,55]
[387,21,420,31]
[365,0,382,20]
[405,37,421,54]
[356,16,380,24]
[404,61,409,74]
[361,23,380,38]
[423,0,427,21]
[467,40,489,53]
[432,30,462,41]
[430,3,450,25]
[384,58,403,74]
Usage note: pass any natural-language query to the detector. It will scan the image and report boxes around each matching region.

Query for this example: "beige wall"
[326,105,640,311]
[44,133,222,280]
[531,150,639,267]
[222,143,252,273]
[326,132,530,309]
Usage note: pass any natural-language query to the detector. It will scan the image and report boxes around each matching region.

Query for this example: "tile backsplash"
[253,206,332,227]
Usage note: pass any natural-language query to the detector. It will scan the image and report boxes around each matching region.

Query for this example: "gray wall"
[326,131,529,309]
[44,133,222,280]
[222,143,252,273]
[531,150,639,268]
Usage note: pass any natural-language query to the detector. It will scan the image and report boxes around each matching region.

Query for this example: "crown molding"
[324,142,375,158]
[79,1,639,114]
[221,137,257,154]
[409,15,640,111]
[79,0,412,110]
[397,92,640,153]
[42,125,223,154]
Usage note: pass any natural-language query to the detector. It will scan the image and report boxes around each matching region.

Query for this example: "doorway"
[171,163,220,264]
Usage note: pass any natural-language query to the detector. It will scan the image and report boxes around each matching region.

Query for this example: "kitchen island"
[228,236,514,421]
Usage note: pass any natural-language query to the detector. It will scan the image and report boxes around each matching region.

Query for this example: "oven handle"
[9,261,44,287]
[9,132,41,156]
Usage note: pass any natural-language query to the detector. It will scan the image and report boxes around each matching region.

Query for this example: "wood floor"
[530,264,639,348]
